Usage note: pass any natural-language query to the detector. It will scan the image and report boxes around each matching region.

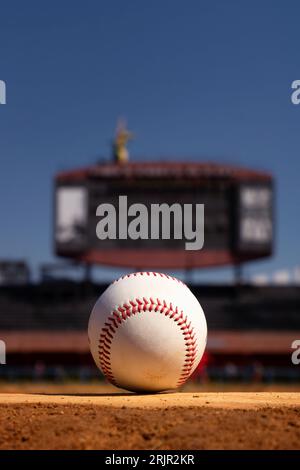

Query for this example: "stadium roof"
[56,161,272,182]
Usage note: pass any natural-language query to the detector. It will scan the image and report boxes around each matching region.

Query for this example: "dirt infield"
[0,387,300,449]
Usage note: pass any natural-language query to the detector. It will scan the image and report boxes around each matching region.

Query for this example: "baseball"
[88,272,207,392]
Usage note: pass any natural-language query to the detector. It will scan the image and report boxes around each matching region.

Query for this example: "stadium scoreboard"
[54,162,273,268]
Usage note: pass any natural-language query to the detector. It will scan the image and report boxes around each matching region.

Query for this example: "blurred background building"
[0,125,299,384]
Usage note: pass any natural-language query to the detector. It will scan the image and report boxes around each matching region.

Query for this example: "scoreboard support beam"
[83,263,93,283]
[234,263,244,286]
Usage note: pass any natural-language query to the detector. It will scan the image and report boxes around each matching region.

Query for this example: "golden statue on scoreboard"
[113,118,134,164]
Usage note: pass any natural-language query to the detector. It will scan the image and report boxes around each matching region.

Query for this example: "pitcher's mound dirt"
[0,392,299,450]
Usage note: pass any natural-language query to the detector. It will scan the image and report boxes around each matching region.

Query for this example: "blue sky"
[0,0,299,281]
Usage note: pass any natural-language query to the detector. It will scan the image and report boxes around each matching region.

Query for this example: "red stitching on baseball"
[113,272,187,287]
[98,297,197,388]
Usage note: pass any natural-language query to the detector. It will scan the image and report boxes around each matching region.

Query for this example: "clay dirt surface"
[0,384,300,450]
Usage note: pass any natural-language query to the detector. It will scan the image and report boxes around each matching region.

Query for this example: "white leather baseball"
[88,272,207,392]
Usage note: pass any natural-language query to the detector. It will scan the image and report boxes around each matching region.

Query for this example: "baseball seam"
[98,297,197,389]
[113,271,187,287]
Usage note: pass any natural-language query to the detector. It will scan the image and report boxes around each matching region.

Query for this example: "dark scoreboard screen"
[55,179,231,252]
[54,177,273,260]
